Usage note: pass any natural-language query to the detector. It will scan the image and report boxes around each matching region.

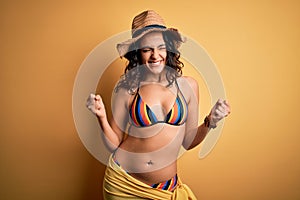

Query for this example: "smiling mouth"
[148,60,163,66]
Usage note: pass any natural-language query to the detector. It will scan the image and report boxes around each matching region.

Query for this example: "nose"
[151,48,159,59]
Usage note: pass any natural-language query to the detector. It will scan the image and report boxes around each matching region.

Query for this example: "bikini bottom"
[113,155,178,191]
[103,154,197,200]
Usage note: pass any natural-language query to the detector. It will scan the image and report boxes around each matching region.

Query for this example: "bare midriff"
[114,124,185,185]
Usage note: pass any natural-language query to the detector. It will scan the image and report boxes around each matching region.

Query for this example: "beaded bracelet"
[204,115,217,129]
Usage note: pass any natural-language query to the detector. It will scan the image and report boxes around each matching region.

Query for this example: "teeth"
[150,61,160,64]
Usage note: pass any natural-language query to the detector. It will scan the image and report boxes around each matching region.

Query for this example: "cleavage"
[138,85,177,120]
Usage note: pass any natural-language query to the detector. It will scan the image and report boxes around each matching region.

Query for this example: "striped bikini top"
[129,82,188,127]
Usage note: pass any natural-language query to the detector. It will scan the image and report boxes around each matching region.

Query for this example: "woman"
[86,10,231,200]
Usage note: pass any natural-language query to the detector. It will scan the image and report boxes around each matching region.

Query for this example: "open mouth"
[148,60,163,66]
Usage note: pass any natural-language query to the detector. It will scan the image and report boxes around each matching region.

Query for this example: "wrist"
[204,115,217,129]
[96,114,108,123]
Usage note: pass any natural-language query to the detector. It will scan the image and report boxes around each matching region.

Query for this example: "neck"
[143,69,168,83]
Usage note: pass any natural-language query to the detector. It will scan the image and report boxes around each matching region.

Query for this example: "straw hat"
[116,10,186,57]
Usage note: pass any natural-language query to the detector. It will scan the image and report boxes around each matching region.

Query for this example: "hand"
[209,99,231,127]
[86,93,107,119]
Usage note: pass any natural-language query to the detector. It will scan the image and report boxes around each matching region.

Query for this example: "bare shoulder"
[178,76,199,91]
[177,76,199,102]
[112,84,133,105]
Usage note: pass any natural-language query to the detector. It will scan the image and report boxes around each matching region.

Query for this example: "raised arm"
[86,88,129,152]
[182,77,231,150]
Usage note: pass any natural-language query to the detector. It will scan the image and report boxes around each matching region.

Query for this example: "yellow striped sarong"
[103,155,197,200]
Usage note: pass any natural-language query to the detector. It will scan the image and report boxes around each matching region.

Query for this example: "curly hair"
[115,31,184,94]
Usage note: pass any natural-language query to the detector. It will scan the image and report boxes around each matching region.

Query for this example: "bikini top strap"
[130,84,141,105]
[174,78,188,103]
[174,78,181,92]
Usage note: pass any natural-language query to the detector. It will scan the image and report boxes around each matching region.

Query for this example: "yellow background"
[1,0,300,199]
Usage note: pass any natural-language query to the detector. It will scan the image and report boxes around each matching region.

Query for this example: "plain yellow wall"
[1,1,300,200]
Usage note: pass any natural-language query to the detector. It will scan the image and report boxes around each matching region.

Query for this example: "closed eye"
[141,48,151,53]
[158,46,166,50]
[140,44,166,53]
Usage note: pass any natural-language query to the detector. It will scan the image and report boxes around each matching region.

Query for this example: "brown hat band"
[132,24,167,38]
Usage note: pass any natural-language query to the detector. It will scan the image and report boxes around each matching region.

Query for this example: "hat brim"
[116,28,186,57]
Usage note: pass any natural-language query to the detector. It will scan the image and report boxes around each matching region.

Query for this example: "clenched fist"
[208,99,231,128]
[86,93,107,119]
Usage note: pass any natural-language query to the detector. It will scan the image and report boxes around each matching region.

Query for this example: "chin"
[148,65,165,74]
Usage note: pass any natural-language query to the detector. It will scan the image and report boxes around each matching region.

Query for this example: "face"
[139,31,167,75]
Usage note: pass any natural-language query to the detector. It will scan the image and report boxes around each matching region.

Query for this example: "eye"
[158,46,166,51]
[141,48,151,53]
